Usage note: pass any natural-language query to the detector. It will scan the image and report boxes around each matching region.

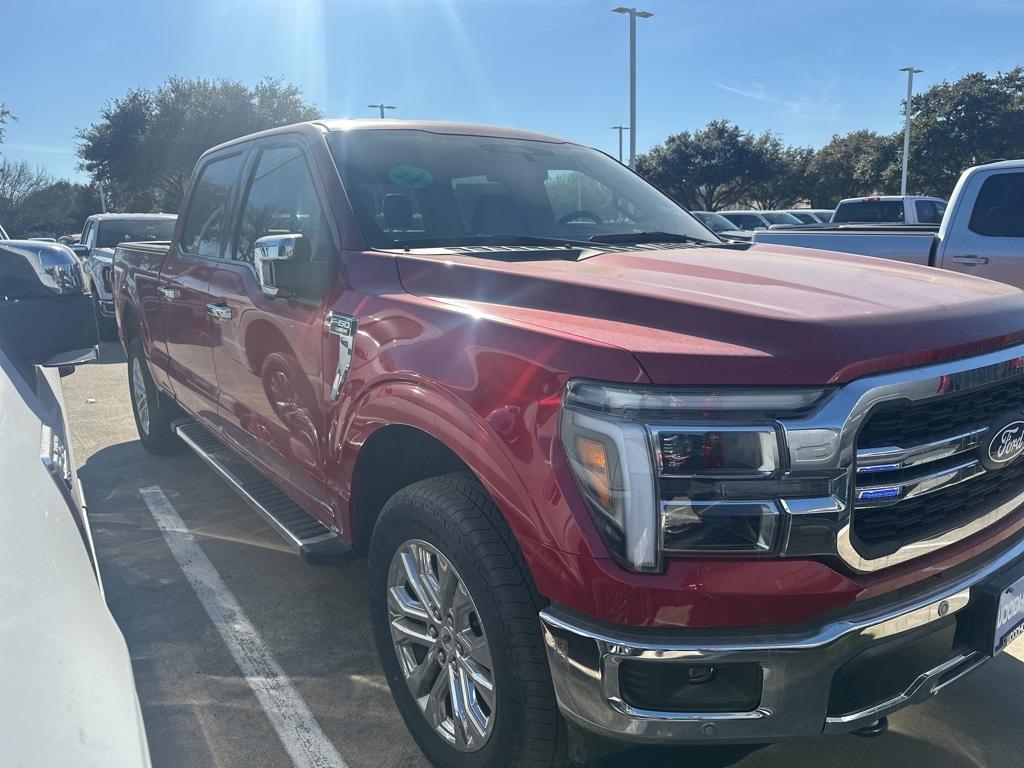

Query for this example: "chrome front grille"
[775,344,1024,573]
[852,389,1024,557]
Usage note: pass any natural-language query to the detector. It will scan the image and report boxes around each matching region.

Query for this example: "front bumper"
[540,535,1024,744]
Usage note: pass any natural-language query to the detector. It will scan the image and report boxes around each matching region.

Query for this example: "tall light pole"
[368,103,396,119]
[611,125,629,163]
[898,67,922,196]
[612,7,653,168]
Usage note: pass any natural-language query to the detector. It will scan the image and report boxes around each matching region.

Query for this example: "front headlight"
[560,380,835,572]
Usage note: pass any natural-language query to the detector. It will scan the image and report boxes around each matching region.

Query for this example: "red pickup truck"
[114,120,1024,767]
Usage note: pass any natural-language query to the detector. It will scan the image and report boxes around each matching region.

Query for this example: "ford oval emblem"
[988,421,1024,466]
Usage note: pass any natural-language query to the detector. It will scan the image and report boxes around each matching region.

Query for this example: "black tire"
[369,472,568,768]
[127,337,182,454]
[92,288,118,341]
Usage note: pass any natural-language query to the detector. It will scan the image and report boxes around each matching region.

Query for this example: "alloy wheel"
[132,357,150,436]
[386,539,496,752]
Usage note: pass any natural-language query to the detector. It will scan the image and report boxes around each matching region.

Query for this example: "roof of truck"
[86,213,177,221]
[205,119,571,155]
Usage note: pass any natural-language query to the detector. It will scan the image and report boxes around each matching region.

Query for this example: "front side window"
[969,173,1024,237]
[328,129,714,249]
[235,146,331,263]
[180,153,244,258]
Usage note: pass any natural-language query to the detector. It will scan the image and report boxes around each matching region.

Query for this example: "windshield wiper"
[391,234,596,250]
[588,231,717,245]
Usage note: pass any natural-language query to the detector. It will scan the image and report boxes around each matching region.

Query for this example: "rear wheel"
[369,472,567,768]
[127,337,181,454]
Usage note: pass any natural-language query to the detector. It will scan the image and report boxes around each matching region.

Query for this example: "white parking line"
[140,486,348,768]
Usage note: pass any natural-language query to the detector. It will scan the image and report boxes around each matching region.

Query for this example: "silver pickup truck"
[754,160,1024,288]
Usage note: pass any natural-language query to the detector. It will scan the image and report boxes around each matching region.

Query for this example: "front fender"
[333,376,573,552]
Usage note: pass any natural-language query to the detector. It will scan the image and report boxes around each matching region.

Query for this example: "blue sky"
[1,0,1021,181]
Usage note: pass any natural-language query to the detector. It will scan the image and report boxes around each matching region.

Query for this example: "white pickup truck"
[754,160,1024,288]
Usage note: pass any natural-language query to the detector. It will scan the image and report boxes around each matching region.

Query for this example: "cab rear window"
[833,200,905,223]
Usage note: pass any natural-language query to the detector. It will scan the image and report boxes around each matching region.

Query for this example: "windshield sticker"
[388,165,434,189]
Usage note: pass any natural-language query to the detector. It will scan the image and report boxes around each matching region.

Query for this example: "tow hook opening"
[851,716,889,738]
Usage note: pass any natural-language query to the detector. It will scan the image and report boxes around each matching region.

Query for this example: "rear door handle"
[951,254,989,266]
[157,286,180,300]
[206,303,232,320]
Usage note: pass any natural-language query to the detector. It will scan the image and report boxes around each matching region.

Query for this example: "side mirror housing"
[69,243,90,259]
[0,242,98,369]
[253,233,311,298]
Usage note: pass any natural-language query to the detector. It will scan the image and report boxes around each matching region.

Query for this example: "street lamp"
[898,67,923,196]
[612,6,653,168]
[368,103,396,119]
[611,125,629,163]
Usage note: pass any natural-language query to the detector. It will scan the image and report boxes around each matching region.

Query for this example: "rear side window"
[235,146,332,263]
[180,153,244,257]
[833,200,905,223]
[969,173,1024,238]
[914,200,945,224]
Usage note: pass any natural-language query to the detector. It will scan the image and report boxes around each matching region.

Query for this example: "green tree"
[635,120,771,211]
[806,130,900,207]
[77,77,322,211]
[745,142,815,210]
[9,181,101,238]
[893,68,1024,197]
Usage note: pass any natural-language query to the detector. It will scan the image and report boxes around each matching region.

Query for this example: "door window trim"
[178,149,249,261]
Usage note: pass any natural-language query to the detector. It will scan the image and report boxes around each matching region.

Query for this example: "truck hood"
[396,243,1024,385]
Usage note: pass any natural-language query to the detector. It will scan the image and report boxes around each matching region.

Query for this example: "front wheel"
[369,473,567,768]
[127,337,182,454]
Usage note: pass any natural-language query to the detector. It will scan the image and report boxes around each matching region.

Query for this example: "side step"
[174,420,355,566]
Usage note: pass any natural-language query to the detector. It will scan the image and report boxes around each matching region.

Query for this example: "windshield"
[96,218,176,248]
[761,212,802,225]
[694,212,739,232]
[833,200,905,223]
[327,130,716,249]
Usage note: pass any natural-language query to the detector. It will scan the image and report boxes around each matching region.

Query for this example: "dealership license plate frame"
[971,560,1024,656]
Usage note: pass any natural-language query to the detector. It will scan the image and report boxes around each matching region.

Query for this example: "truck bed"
[753,225,939,266]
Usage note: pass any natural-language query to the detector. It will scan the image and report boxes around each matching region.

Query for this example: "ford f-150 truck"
[754,160,1024,288]
[113,120,1024,768]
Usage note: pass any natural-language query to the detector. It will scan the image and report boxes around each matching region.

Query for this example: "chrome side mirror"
[253,234,309,298]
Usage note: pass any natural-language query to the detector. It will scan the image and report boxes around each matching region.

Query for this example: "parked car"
[692,211,753,240]
[115,121,1024,767]
[754,160,1024,287]
[782,208,833,224]
[0,241,151,767]
[830,194,946,224]
[72,214,177,340]
[719,209,803,229]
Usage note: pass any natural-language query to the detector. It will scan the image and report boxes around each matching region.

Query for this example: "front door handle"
[157,286,180,300]
[950,254,990,266]
[206,303,233,320]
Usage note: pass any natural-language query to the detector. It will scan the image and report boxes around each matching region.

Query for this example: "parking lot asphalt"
[66,342,1024,768]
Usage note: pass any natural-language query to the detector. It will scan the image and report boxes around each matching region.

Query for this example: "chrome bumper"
[539,535,1024,744]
